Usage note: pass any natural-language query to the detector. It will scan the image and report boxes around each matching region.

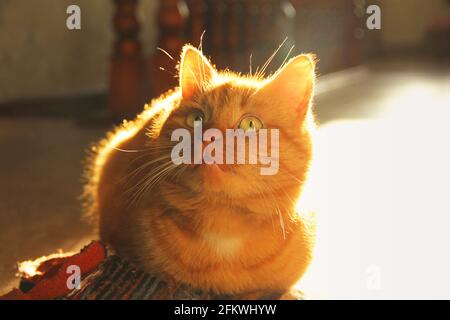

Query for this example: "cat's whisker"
[125,160,172,195]
[132,162,179,206]
[159,67,177,78]
[126,148,173,169]
[196,52,204,85]
[277,167,304,183]
[113,146,167,153]
[157,47,175,61]
[252,184,277,233]
[113,143,174,154]
[126,156,184,207]
[269,193,287,239]
[173,164,189,184]
[258,180,289,239]
[265,178,301,229]
[279,45,295,70]
[121,154,173,183]
[127,161,175,207]
[146,164,178,191]
[113,147,141,153]
[187,65,203,92]
[157,47,174,62]
[256,37,288,79]
[138,145,175,151]
[129,159,175,192]
[155,47,178,78]
[197,31,207,86]
[277,206,286,240]
[248,182,275,232]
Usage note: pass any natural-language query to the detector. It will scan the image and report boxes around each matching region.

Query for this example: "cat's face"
[155,46,315,201]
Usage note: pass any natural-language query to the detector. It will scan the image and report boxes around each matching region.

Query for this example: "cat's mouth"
[173,163,267,199]
[197,163,234,192]
[200,163,226,178]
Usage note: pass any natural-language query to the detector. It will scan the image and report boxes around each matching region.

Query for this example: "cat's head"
[153,45,316,202]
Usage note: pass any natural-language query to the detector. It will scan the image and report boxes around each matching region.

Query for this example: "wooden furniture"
[109,0,364,117]
[150,0,189,98]
[149,0,298,98]
[109,0,148,117]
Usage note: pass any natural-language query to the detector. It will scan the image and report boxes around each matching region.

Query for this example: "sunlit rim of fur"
[81,47,317,225]
[81,89,180,225]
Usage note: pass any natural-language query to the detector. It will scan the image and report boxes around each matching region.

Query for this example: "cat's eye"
[238,116,263,132]
[186,110,205,127]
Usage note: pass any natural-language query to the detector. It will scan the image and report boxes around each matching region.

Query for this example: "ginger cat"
[83,45,317,298]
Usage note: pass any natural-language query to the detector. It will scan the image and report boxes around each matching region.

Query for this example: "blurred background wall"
[0,0,157,104]
[380,0,450,50]
[0,0,449,105]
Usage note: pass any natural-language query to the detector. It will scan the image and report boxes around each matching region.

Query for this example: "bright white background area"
[299,66,450,299]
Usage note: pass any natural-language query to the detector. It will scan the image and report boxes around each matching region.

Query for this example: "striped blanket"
[1,241,302,300]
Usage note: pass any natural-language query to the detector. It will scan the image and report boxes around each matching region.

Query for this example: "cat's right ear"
[253,54,316,120]
[179,45,216,100]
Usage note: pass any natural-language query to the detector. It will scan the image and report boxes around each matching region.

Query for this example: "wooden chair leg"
[149,0,189,98]
[189,0,206,45]
[109,0,147,119]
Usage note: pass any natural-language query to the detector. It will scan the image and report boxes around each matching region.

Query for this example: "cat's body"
[84,46,317,297]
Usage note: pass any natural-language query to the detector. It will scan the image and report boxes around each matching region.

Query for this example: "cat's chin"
[191,164,266,198]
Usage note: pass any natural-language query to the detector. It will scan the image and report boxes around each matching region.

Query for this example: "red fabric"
[0,241,106,300]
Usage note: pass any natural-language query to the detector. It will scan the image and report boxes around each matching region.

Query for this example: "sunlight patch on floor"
[298,78,450,299]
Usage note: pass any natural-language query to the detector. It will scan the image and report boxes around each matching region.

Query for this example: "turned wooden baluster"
[252,0,297,75]
[187,0,206,45]
[346,0,364,68]
[109,0,147,118]
[275,0,297,68]
[254,0,275,74]
[225,0,242,70]
[242,0,259,74]
[150,0,189,98]
[208,0,226,68]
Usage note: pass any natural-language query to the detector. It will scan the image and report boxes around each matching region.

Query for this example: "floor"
[0,58,449,298]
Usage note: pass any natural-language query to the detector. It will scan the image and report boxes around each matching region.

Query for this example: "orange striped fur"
[83,45,317,297]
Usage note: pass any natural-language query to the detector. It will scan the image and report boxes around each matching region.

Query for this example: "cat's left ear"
[179,45,217,100]
[254,54,315,118]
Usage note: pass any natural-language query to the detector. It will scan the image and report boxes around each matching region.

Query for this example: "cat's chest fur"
[127,194,312,294]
